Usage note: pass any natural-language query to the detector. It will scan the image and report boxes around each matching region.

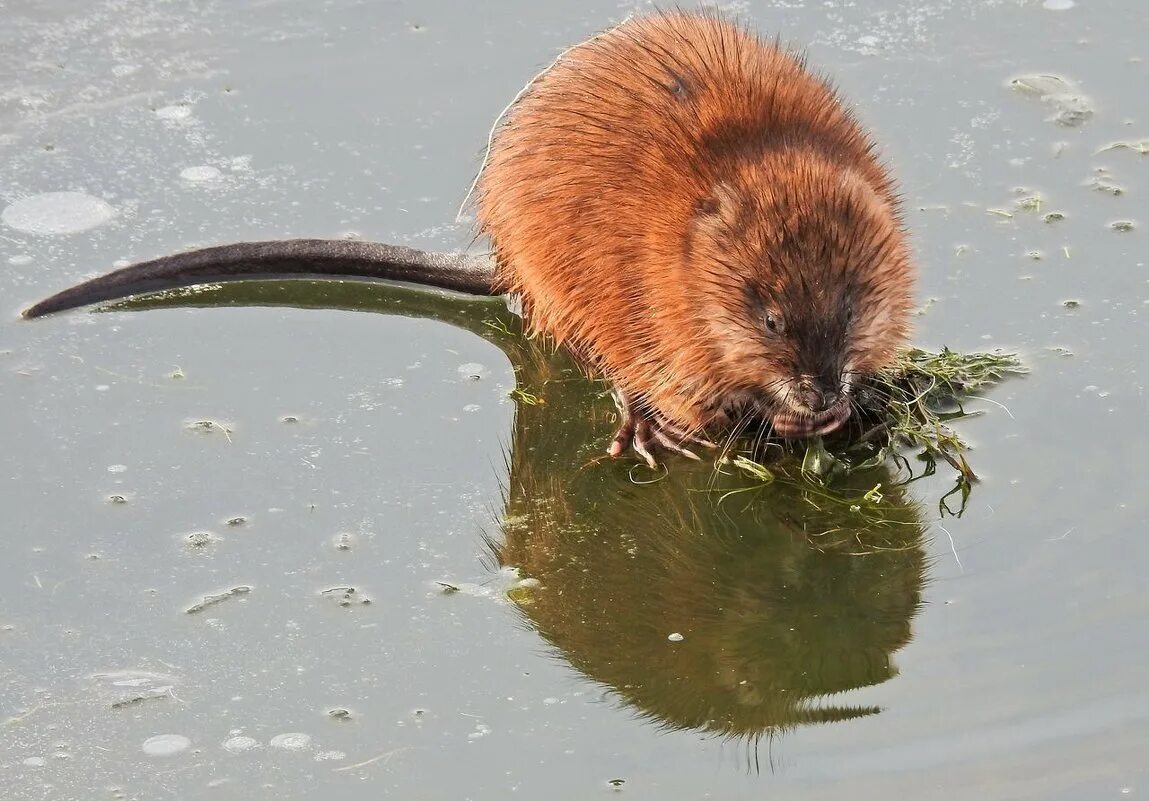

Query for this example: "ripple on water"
[1,192,116,235]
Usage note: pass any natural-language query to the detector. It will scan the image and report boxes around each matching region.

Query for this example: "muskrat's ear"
[696,181,739,220]
[692,184,743,250]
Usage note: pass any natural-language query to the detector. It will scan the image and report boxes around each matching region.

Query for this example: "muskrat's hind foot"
[607,390,716,468]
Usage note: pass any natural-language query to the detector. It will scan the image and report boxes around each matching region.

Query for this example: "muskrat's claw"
[650,415,718,450]
[608,390,715,467]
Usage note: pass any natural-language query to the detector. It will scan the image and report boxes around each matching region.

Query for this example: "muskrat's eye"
[764,311,782,334]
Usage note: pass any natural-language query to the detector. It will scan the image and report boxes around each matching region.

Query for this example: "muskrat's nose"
[797,379,837,413]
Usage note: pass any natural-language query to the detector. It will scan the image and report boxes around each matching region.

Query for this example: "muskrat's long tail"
[22,239,498,319]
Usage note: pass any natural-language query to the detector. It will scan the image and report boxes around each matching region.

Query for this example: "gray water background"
[1,0,1147,799]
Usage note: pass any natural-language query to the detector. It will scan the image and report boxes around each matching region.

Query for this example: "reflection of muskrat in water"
[487,330,925,739]
[22,12,915,466]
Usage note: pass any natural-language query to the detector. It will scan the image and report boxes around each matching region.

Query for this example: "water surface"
[2,1,1147,799]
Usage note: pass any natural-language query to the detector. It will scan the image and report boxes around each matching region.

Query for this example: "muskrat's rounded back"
[475,12,910,432]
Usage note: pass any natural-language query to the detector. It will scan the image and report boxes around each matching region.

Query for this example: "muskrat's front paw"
[607,391,715,468]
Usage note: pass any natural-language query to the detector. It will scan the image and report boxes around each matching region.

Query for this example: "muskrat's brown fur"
[22,12,914,466]
[476,12,913,456]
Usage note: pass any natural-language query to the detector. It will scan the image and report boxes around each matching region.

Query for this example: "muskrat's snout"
[770,376,853,439]
[796,377,839,414]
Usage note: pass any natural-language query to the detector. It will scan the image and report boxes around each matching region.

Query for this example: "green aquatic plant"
[729,347,1026,517]
[880,346,1025,475]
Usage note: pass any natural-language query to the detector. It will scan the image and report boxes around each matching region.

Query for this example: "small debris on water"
[1098,139,1149,155]
[183,531,219,549]
[1008,73,1093,127]
[1088,169,1124,196]
[185,586,251,614]
[1014,193,1043,213]
[186,419,233,441]
[112,688,173,709]
[321,586,372,607]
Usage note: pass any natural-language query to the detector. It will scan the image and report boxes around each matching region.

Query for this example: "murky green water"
[2,1,1147,799]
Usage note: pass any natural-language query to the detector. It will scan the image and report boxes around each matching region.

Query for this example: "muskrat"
[21,12,914,466]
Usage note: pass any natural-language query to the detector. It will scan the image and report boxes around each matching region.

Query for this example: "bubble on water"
[2,192,116,235]
[269,732,312,751]
[457,362,489,380]
[108,464,128,473]
[142,734,192,756]
[1043,0,1074,8]
[155,104,193,121]
[221,735,260,753]
[22,756,46,767]
[8,254,33,265]
[180,165,222,183]
[112,64,141,77]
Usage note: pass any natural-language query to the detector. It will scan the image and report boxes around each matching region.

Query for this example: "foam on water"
[1,192,116,235]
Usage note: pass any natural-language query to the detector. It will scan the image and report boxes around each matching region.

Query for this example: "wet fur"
[476,12,914,437]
